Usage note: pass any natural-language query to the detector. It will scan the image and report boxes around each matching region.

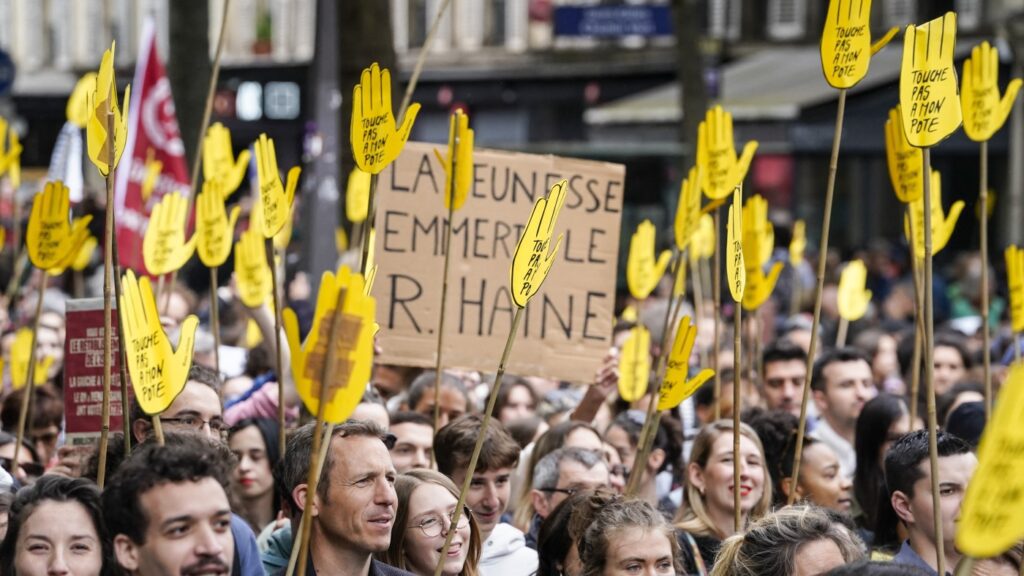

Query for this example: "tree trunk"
[168,0,211,170]
[672,0,708,174]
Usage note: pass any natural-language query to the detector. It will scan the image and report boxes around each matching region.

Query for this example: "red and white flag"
[113,17,190,273]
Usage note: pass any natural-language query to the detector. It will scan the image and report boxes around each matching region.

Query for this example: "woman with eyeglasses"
[381,469,482,576]
[227,418,281,533]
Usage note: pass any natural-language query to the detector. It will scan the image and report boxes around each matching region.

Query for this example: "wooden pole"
[835,317,849,348]
[909,249,924,424]
[733,304,742,532]
[790,88,847,505]
[692,254,710,369]
[285,422,333,576]
[10,280,45,477]
[151,414,164,446]
[432,141,459,451]
[110,234,132,456]
[712,209,722,420]
[97,106,117,490]
[358,175,378,275]
[267,240,287,455]
[397,0,453,121]
[979,140,992,418]
[210,267,221,375]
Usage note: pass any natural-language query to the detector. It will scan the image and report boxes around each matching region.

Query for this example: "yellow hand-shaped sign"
[336,227,349,253]
[742,194,774,270]
[66,72,97,128]
[345,168,371,223]
[255,133,300,239]
[141,148,162,204]
[820,0,897,89]
[351,63,421,174]
[618,325,650,402]
[47,234,98,277]
[234,226,273,308]
[789,220,806,266]
[742,262,783,312]
[510,179,567,308]
[837,259,872,321]
[697,106,758,200]
[196,181,241,268]
[3,128,21,189]
[961,41,1022,142]
[143,192,197,275]
[690,213,716,264]
[283,266,376,423]
[674,167,702,251]
[899,12,962,148]
[673,258,687,298]
[658,316,714,410]
[726,187,746,303]
[203,123,251,195]
[904,170,964,260]
[433,109,474,211]
[627,220,672,300]
[10,328,53,390]
[885,105,924,203]
[87,41,130,176]
[1006,246,1024,333]
[119,270,199,415]
[27,181,93,271]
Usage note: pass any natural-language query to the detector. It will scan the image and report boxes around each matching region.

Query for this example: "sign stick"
[111,231,132,456]
[835,317,849,348]
[4,250,27,309]
[435,307,524,576]
[909,248,924,425]
[210,267,221,374]
[431,145,458,451]
[1016,334,1021,364]
[151,413,164,446]
[712,209,722,420]
[358,174,378,275]
[790,88,847,505]
[285,422,333,576]
[733,303,742,532]
[790,274,802,316]
[97,106,117,490]
[979,139,992,418]
[691,254,709,369]
[397,0,452,121]
[10,279,45,477]
[266,239,287,455]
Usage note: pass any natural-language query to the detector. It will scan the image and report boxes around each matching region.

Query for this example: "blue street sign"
[553,5,673,37]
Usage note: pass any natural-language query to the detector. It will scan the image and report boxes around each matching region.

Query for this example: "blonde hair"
[578,498,681,576]
[379,469,482,576]
[674,420,772,538]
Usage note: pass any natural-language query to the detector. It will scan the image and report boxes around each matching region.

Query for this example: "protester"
[760,340,808,416]
[827,562,933,575]
[931,333,971,397]
[779,432,853,513]
[405,372,472,429]
[0,432,42,486]
[228,418,282,533]
[527,447,611,549]
[854,393,912,536]
[0,383,63,466]
[744,407,798,507]
[494,377,539,424]
[953,542,1022,576]
[577,497,680,576]
[536,490,616,576]
[387,412,435,473]
[812,348,877,477]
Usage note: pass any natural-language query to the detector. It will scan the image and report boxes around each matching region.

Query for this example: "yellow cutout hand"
[899,12,962,148]
[837,259,872,321]
[510,179,567,307]
[234,227,272,308]
[351,63,421,174]
[627,220,672,300]
[742,262,783,312]
[143,192,196,275]
[790,220,806,266]
[336,227,349,253]
[10,328,53,390]
[742,194,774,270]
[961,41,1022,142]
[255,133,300,239]
[820,0,897,88]
[87,41,130,176]
[433,109,474,211]
[1006,246,1024,333]
[67,73,97,128]
[27,181,93,271]
[689,214,716,265]
[618,325,650,402]
[674,166,702,251]
[196,181,241,268]
[346,168,371,223]
[203,123,251,196]
[726,186,746,302]
[658,316,714,410]
[904,170,963,260]
[141,149,162,204]
[697,106,758,200]
[673,257,687,298]
[119,270,198,415]
[47,234,98,277]
[885,105,924,203]
[3,128,21,189]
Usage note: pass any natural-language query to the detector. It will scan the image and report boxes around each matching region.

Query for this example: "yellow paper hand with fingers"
[9,328,53,390]
[674,167,702,251]
[618,325,650,402]
[885,105,924,203]
[726,187,746,303]
[789,220,806,266]
[742,194,774,270]
[742,262,783,312]
[119,270,199,415]
[510,180,567,307]
[690,213,716,265]
[1006,246,1024,333]
[66,73,97,128]
[27,181,93,271]
[346,168,371,223]
[203,123,251,195]
[143,192,197,275]
[234,227,273,308]
[673,259,687,298]
[903,170,963,260]
[141,149,162,204]
[627,220,672,300]
[899,12,962,148]
[837,260,872,321]
[820,0,897,89]
[697,106,758,200]
[962,41,1022,142]
[433,109,475,211]
[351,63,421,174]
[283,266,376,423]
[255,133,300,238]
[3,128,21,189]
[196,181,241,268]
[250,193,293,251]
[658,316,715,410]
[86,41,130,176]
[47,235,98,277]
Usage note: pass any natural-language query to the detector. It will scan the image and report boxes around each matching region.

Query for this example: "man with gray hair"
[526,446,611,549]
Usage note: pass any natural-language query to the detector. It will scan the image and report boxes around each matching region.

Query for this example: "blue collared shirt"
[892,540,948,576]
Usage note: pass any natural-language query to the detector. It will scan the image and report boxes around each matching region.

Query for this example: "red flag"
[113,18,190,274]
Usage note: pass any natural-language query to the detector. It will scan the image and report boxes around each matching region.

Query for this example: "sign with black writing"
[372,143,624,382]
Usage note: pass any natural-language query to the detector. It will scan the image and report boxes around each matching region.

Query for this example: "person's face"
[137,381,224,443]
[880,411,912,466]
[160,292,192,329]
[797,443,852,512]
[539,460,610,517]
[969,557,1019,576]
[0,441,41,484]
[785,330,814,358]
[402,483,470,576]
[872,334,899,383]
[894,452,978,551]
[14,501,102,576]
[35,322,64,380]
[602,442,626,494]
[600,527,675,576]
[449,466,510,540]
[114,478,234,576]
[388,422,434,473]
[351,403,390,430]
[813,360,876,430]
[31,423,61,465]
[564,428,604,453]
[792,538,845,576]
[413,386,467,429]
[689,433,765,519]
[229,426,274,500]
[313,435,397,554]
[498,385,536,423]
[762,359,807,416]
[933,346,966,396]
[604,425,636,470]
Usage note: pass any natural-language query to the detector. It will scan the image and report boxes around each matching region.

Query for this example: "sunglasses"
[0,458,44,478]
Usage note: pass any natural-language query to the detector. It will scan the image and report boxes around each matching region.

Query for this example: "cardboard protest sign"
[63,299,130,445]
[961,41,1022,142]
[351,63,421,175]
[657,316,714,410]
[837,260,872,321]
[86,41,130,177]
[435,110,474,211]
[372,143,624,382]
[626,220,670,301]
[674,167,701,252]
[618,325,650,402]
[742,263,783,312]
[234,227,273,308]
[820,0,896,89]
[346,168,371,223]
[691,214,715,264]
[899,12,962,148]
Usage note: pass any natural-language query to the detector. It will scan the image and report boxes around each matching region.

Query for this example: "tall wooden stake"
[909,250,924,425]
[733,304,742,532]
[358,175,378,275]
[97,107,116,490]
[922,149,944,576]
[397,0,453,121]
[210,267,221,374]
[111,235,132,456]
[979,140,992,418]
[432,141,459,451]
[267,240,287,455]
[10,280,45,477]
[712,209,722,420]
[835,317,849,348]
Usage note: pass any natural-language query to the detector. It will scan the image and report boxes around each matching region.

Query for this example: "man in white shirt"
[811,348,877,477]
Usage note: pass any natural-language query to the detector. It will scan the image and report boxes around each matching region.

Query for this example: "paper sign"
[336,226,349,253]
[5,128,20,189]
[674,166,701,252]
[789,219,806,266]
[66,73,97,129]
[820,0,896,89]
[119,270,198,415]
[742,262,783,312]
[958,363,1024,556]
[48,235,98,277]
[899,12,962,148]
[626,220,671,300]
[904,170,964,260]
[837,260,872,321]
[726,186,746,302]
[372,142,624,383]
[434,109,474,211]
[140,149,162,204]
[86,41,130,176]
[234,226,273,308]
[673,258,687,298]
[697,106,758,201]
[961,41,1022,142]
[742,194,774,270]
[691,213,716,263]
[658,316,714,410]
[203,123,250,196]
[618,325,650,402]
[885,105,924,203]
[26,181,93,271]
[346,168,371,223]
[510,180,567,308]
[1006,246,1024,333]
[351,63,421,174]
[142,191,196,275]
[10,328,53,390]
[255,133,300,239]
[196,181,240,268]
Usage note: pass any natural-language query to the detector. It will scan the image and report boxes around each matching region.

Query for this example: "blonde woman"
[675,420,772,575]
[381,469,482,576]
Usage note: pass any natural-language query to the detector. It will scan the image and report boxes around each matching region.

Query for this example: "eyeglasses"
[0,458,44,478]
[162,415,228,434]
[411,507,472,538]
[610,464,630,479]
[538,486,585,498]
